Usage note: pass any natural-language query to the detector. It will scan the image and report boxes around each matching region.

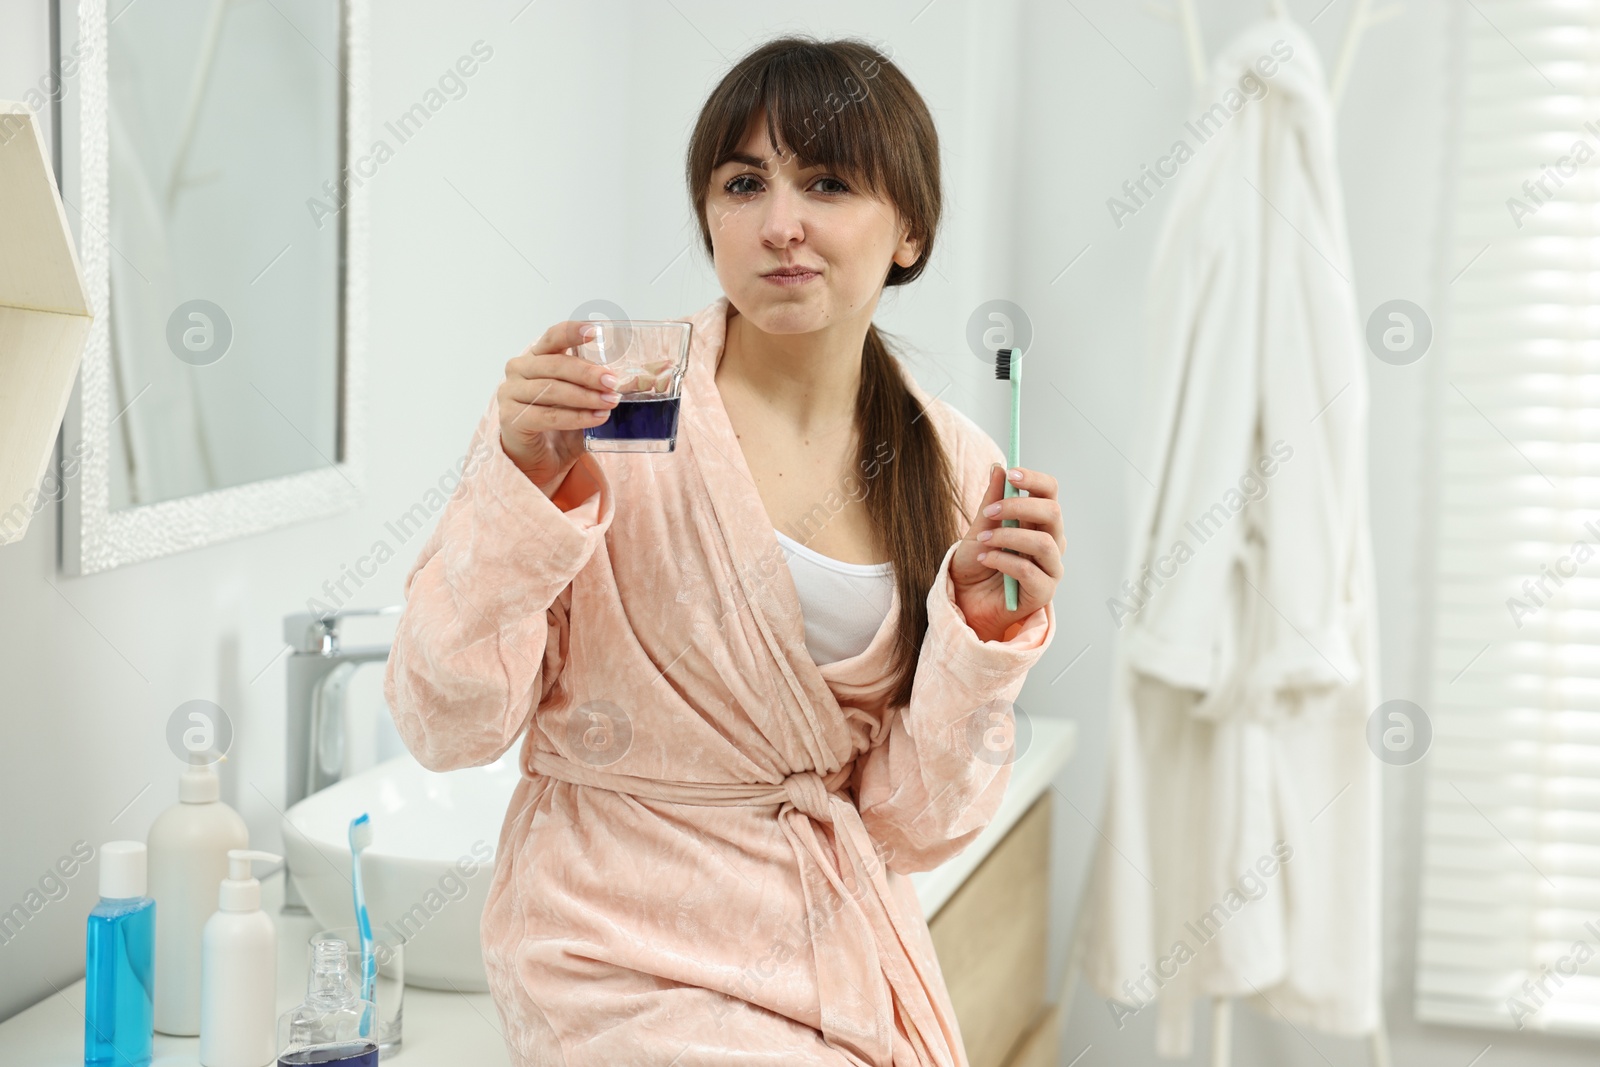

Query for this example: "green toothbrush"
[995,347,1021,612]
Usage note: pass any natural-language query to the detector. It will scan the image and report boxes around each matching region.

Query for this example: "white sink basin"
[282,750,520,991]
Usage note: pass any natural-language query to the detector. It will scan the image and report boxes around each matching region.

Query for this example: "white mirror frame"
[59,0,369,576]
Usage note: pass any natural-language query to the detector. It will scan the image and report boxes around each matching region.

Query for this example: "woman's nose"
[759,183,805,247]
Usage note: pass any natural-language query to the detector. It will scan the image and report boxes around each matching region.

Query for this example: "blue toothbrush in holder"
[348,813,376,1038]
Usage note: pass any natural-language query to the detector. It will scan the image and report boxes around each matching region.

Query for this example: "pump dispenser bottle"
[148,752,249,1035]
[85,840,156,1067]
[199,850,281,1067]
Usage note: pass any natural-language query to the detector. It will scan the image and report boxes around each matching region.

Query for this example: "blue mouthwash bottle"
[276,938,379,1066]
[85,841,156,1067]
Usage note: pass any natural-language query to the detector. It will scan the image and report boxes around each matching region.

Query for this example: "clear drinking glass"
[309,925,404,1057]
[574,320,694,453]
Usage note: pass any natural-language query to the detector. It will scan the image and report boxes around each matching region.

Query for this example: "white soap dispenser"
[148,753,249,1035]
[199,849,281,1067]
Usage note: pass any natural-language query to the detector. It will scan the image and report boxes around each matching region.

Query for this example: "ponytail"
[857,324,964,707]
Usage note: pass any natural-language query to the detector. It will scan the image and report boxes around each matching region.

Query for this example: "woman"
[383,34,1063,1067]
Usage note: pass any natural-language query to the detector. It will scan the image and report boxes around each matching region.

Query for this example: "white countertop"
[0,717,1076,1065]
[0,871,510,1067]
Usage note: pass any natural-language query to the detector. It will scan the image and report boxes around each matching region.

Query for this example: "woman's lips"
[763,270,819,287]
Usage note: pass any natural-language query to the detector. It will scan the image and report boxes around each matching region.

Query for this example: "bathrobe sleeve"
[853,404,1057,875]
[383,393,615,772]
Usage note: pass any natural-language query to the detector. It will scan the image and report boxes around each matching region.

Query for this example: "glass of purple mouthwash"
[574,320,694,453]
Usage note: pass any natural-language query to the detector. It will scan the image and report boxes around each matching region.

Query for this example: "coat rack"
[1146,0,1405,107]
[1060,4,1405,1066]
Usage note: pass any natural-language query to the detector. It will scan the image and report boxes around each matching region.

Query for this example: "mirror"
[60,0,369,574]
[105,0,344,508]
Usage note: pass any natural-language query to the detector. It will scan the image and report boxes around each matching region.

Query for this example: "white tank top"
[773,530,895,666]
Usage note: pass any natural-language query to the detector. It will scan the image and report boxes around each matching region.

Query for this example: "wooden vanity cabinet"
[927,793,1060,1067]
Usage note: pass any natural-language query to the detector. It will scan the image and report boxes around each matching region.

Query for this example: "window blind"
[1414,0,1600,1038]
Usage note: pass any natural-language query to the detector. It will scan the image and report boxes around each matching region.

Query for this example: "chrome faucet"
[280,605,399,913]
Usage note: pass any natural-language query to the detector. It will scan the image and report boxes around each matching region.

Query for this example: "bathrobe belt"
[526,746,962,1067]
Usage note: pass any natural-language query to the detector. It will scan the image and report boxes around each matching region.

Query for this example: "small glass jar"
[308,925,404,1055]
[276,937,379,1066]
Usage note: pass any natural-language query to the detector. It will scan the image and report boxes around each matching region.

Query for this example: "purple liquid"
[278,1041,379,1066]
[586,396,681,442]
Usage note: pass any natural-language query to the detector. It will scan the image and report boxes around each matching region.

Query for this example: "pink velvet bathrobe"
[382,296,1056,1067]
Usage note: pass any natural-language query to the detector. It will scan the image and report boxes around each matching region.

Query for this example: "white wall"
[3,1,1598,1064]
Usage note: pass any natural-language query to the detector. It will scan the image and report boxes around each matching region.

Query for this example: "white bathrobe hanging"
[1081,17,1382,1056]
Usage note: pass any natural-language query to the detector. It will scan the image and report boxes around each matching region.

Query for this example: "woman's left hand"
[950,464,1065,642]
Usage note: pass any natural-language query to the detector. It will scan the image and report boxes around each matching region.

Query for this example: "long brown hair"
[686,35,965,707]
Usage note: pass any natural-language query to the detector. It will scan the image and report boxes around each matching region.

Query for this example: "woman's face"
[706,116,921,338]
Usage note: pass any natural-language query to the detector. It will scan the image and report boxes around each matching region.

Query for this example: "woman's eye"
[722,174,849,196]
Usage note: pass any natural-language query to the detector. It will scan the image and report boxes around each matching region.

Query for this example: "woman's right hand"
[498,321,621,499]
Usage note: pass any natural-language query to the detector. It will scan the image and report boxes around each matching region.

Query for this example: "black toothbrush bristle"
[995,348,1012,380]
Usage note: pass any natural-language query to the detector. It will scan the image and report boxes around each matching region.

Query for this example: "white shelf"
[0,100,92,547]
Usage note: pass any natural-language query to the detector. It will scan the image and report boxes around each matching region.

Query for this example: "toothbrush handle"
[1003,370,1021,612]
[352,858,377,1017]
